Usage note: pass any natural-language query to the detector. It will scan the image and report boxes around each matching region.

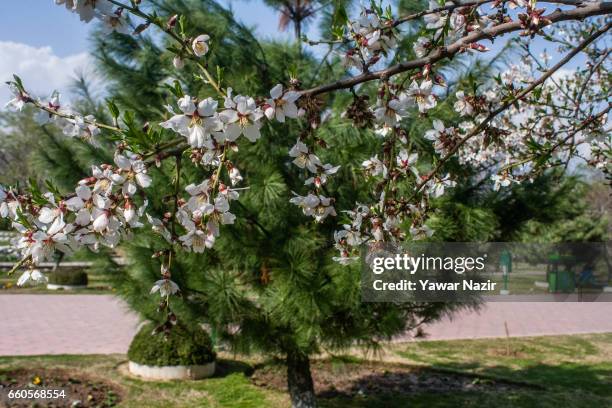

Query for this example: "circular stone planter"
[47,283,88,290]
[128,360,215,380]
[127,321,217,381]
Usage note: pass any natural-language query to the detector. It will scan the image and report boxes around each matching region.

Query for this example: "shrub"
[48,269,88,286]
[128,322,216,366]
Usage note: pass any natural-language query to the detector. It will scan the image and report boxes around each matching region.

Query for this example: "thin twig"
[393,0,586,27]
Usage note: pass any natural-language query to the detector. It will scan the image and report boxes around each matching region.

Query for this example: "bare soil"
[0,368,122,407]
[251,359,534,399]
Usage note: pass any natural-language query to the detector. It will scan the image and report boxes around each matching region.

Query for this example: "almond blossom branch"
[545,105,610,153]
[301,2,612,97]
[411,21,611,199]
[392,0,587,27]
[106,0,226,97]
[499,105,611,171]
[6,79,122,133]
[29,98,122,132]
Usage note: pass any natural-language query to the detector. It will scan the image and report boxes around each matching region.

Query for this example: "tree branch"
[393,0,588,27]
[410,21,611,198]
[301,2,612,97]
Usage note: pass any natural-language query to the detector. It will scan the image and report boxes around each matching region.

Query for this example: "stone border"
[534,281,549,289]
[47,283,88,290]
[128,361,215,380]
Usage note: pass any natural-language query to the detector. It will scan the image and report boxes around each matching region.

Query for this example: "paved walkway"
[2,295,612,355]
[404,301,612,341]
[1,295,140,356]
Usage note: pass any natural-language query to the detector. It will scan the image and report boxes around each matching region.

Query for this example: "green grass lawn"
[389,333,612,408]
[1,333,610,407]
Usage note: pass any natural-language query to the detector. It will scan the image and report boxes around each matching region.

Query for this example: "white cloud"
[0,41,91,104]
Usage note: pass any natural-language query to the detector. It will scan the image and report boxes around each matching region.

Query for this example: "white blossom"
[114,153,152,196]
[305,164,341,188]
[146,214,172,243]
[289,140,322,173]
[427,175,456,198]
[396,150,418,173]
[34,92,61,124]
[100,8,130,34]
[185,179,211,213]
[492,173,514,190]
[160,96,223,148]
[423,0,448,30]
[173,56,185,69]
[178,218,215,253]
[219,91,264,142]
[63,115,101,145]
[229,167,243,186]
[5,83,27,111]
[410,224,434,240]
[17,269,47,286]
[425,119,457,156]
[290,193,336,222]
[362,155,388,178]
[413,37,430,58]
[264,84,300,123]
[192,34,210,57]
[150,279,180,297]
[454,91,474,116]
[374,95,408,127]
[406,80,437,113]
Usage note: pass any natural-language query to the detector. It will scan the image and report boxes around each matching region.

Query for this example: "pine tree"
[84,2,478,405]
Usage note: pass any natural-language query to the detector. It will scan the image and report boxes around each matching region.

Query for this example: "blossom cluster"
[5,88,102,146]
[161,84,301,150]
[342,7,398,71]
[447,47,610,188]
[0,153,151,286]
[56,0,131,34]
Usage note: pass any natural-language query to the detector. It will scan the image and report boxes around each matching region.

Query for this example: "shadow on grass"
[317,362,612,408]
[212,359,254,378]
[442,361,612,396]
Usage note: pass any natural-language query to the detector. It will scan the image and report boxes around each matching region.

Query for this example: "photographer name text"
[372,279,497,291]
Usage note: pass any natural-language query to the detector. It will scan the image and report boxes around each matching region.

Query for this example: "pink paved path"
[1,295,140,356]
[2,295,612,355]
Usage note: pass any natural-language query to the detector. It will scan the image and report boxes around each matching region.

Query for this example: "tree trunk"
[286,351,317,408]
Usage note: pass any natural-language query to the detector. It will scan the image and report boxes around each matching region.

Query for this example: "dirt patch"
[252,360,533,399]
[0,368,122,407]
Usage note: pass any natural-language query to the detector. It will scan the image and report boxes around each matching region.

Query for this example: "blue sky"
[0,1,293,57]
[0,1,587,103]
[0,0,303,102]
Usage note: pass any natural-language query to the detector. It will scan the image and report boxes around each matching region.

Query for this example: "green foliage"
[128,322,216,366]
[513,178,610,243]
[48,269,89,286]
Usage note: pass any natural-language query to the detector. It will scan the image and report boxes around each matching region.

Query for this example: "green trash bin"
[557,270,575,292]
[548,270,557,292]
[547,252,576,293]
[548,270,575,293]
